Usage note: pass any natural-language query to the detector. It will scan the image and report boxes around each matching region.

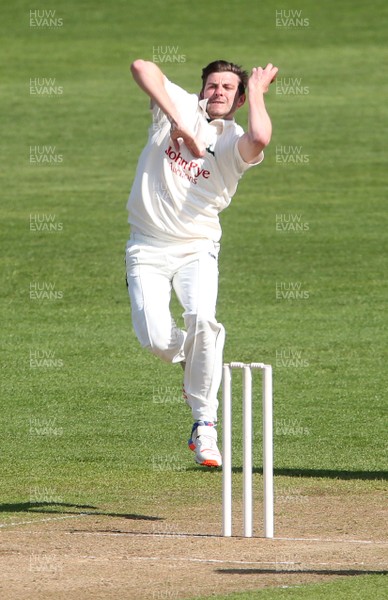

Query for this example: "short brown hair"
[201,60,248,96]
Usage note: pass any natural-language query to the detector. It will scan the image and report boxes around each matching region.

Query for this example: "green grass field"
[1,0,387,598]
[188,574,388,600]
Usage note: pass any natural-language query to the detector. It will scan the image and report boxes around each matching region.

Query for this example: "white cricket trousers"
[125,233,225,423]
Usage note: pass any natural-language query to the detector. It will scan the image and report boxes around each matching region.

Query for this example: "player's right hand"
[170,123,205,158]
[248,64,279,94]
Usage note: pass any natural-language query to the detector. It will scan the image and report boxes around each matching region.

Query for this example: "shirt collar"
[198,97,234,133]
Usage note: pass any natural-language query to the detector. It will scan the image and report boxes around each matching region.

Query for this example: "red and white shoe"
[188,421,222,467]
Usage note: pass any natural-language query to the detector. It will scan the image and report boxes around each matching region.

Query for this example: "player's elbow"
[250,131,272,149]
[130,59,146,76]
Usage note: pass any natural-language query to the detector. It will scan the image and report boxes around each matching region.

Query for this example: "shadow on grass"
[245,468,388,481]
[0,502,163,521]
[187,466,388,480]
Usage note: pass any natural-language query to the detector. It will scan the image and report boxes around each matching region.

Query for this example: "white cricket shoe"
[188,421,222,467]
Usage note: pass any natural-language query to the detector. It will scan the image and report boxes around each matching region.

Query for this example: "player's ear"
[199,88,204,100]
[237,93,246,108]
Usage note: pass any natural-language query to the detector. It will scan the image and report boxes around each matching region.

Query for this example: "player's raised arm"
[238,63,278,164]
[130,59,205,158]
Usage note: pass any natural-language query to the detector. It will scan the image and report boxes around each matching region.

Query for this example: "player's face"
[201,72,245,120]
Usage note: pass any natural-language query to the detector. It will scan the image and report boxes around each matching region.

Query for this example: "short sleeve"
[215,127,264,188]
[233,138,264,174]
[151,77,198,127]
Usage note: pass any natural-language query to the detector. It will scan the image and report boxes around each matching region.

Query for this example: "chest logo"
[165,145,211,182]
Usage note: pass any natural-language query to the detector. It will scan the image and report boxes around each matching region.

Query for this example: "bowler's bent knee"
[135,320,185,364]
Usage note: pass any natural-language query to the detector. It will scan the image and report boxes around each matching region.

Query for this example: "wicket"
[222,362,274,538]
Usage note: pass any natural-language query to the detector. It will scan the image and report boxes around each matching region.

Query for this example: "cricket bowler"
[125,58,278,466]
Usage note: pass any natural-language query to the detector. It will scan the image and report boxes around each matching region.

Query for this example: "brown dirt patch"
[0,489,387,599]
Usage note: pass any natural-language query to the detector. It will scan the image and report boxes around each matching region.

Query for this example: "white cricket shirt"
[127,78,263,242]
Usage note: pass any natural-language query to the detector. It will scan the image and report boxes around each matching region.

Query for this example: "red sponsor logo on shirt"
[165,146,210,180]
